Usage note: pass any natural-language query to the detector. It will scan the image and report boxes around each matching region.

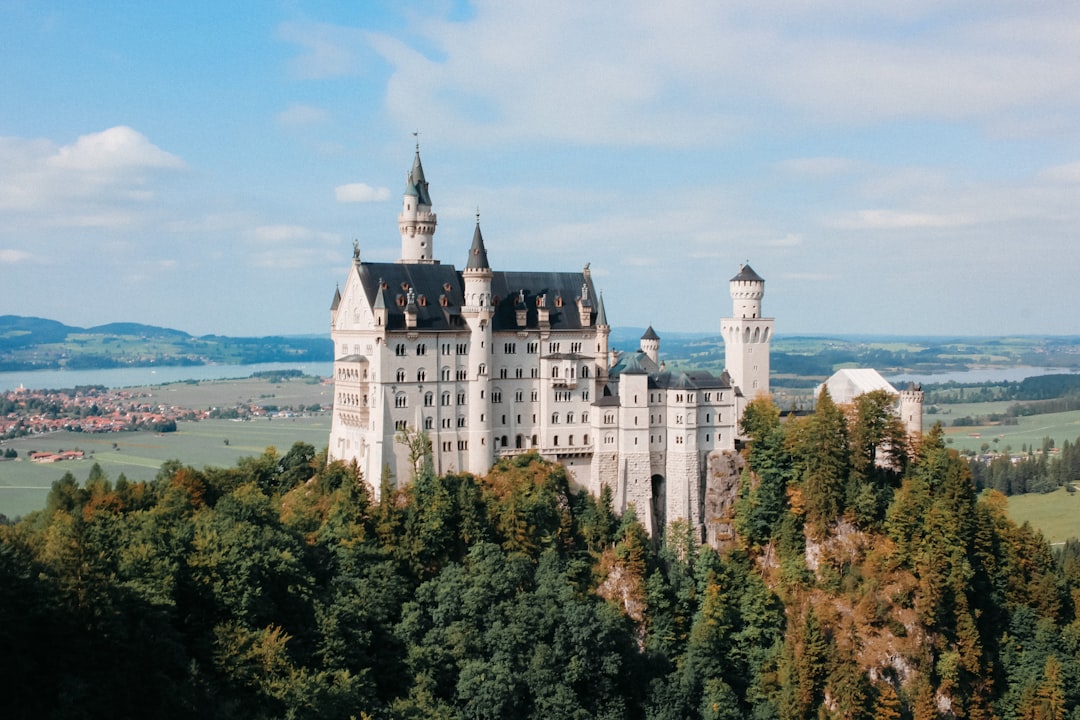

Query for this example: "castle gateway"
[329,147,772,537]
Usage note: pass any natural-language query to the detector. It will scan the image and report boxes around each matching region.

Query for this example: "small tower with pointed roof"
[462,216,494,474]
[640,326,660,364]
[398,143,438,263]
[721,263,772,401]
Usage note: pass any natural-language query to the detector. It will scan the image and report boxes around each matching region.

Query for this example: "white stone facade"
[329,149,773,537]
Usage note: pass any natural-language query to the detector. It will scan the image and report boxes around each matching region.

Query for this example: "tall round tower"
[398,145,438,263]
[463,219,494,475]
[720,263,772,399]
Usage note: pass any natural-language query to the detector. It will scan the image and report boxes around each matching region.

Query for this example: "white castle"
[328,147,773,536]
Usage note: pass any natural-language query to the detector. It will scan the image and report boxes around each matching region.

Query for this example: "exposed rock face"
[703,450,744,550]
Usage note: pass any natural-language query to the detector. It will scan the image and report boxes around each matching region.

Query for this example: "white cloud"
[246,225,341,269]
[0,249,31,263]
[277,21,366,79]
[335,183,391,203]
[830,209,975,230]
[1038,161,1080,184]
[276,103,331,126]
[768,233,803,247]
[341,1,1080,145]
[0,126,186,228]
[778,158,858,177]
[46,126,184,171]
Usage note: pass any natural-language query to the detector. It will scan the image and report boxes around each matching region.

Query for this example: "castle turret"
[596,291,610,378]
[721,263,772,399]
[640,326,660,365]
[899,382,924,441]
[462,218,493,474]
[398,145,437,263]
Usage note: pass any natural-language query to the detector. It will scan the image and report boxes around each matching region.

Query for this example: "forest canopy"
[3,392,1080,719]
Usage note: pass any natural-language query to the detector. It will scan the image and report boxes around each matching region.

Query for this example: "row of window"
[499,341,586,355]
[394,342,469,356]
[337,367,368,380]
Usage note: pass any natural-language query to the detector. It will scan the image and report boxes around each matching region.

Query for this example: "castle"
[328,147,772,536]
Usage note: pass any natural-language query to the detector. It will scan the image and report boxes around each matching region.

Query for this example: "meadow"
[0,415,332,519]
[0,375,334,519]
[1005,486,1080,545]
[934,406,1080,454]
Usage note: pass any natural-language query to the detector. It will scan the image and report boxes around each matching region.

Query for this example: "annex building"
[328,147,773,536]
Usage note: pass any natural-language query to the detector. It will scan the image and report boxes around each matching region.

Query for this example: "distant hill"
[0,315,333,371]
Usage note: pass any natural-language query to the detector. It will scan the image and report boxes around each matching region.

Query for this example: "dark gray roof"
[330,286,341,311]
[596,291,608,327]
[465,222,490,270]
[354,262,599,333]
[731,263,764,283]
[641,325,659,341]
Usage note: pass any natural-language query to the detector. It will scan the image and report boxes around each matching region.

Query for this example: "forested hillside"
[2,391,1079,719]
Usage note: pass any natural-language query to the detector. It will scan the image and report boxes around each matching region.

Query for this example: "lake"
[0,362,334,393]
[886,366,1080,386]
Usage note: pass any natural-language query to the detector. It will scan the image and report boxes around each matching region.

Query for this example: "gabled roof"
[817,368,898,406]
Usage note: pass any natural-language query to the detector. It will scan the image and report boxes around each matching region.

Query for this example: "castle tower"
[720,263,772,398]
[899,382,924,441]
[595,291,610,380]
[398,145,437,263]
[640,326,660,364]
[462,218,494,474]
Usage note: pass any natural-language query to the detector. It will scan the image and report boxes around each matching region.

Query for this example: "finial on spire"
[413,130,420,151]
[476,206,480,224]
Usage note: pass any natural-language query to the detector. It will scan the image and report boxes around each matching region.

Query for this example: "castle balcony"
[550,377,577,388]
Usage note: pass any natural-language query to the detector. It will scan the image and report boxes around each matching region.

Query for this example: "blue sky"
[2,1,1079,338]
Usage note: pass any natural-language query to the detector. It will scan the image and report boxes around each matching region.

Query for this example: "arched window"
[396,368,406,382]
[417,368,426,382]
[424,392,433,407]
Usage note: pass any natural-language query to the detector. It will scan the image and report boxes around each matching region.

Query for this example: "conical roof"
[466,221,490,270]
[403,150,432,205]
[641,325,660,341]
[731,263,764,283]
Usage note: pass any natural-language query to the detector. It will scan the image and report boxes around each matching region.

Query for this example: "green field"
[1006,487,1080,545]
[934,408,1080,454]
[0,415,332,520]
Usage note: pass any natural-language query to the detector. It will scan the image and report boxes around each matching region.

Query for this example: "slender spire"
[330,284,342,311]
[403,137,431,205]
[596,291,609,327]
[466,215,490,271]
[373,278,387,310]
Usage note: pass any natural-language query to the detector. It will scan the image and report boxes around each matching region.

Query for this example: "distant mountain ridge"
[0,315,333,371]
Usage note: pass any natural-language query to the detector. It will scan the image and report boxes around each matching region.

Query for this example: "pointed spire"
[403,139,432,206]
[641,325,660,341]
[596,291,609,327]
[466,213,490,270]
[373,278,387,310]
[330,285,342,311]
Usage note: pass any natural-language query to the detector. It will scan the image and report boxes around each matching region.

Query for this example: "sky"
[1,1,1079,339]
